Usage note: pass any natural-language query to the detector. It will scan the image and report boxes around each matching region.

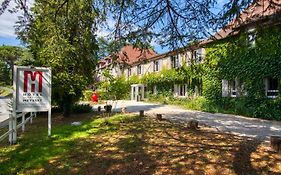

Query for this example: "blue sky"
[0,0,227,53]
[0,0,26,47]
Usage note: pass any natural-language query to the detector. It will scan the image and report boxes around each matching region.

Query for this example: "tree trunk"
[62,94,73,117]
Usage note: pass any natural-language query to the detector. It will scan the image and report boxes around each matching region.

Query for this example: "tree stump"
[156,114,162,120]
[121,107,127,113]
[188,120,199,130]
[104,105,112,113]
[139,110,144,117]
[270,136,281,152]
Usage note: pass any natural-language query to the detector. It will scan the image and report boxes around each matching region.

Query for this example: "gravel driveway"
[92,100,281,141]
[0,97,11,126]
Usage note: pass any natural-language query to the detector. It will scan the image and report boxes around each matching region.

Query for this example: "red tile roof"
[211,0,281,41]
[97,0,280,68]
[98,45,157,67]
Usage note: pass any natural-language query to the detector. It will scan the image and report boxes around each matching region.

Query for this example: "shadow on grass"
[233,139,262,175]
[0,114,141,175]
[0,114,281,175]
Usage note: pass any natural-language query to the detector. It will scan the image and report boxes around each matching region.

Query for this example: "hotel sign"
[14,66,51,112]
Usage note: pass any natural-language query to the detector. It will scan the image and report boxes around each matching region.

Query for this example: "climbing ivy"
[204,24,281,120]
[130,24,281,120]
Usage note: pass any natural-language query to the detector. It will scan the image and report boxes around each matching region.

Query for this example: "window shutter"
[173,84,178,96]
[264,78,268,96]
[158,60,162,71]
[185,84,188,96]
[222,80,229,97]
[178,54,182,67]
[235,78,240,97]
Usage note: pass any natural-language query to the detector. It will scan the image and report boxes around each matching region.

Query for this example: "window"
[266,77,278,98]
[171,55,179,68]
[174,84,187,97]
[247,28,256,47]
[154,60,159,72]
[230,80,237,97]
[193,49,204,64]
[144,86,147,98]
[137,65,142,75]
[179,84,187,96]
[186,52,191,65]
[127,68,131,78]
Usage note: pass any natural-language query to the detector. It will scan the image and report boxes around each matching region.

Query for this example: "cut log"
[139,110,144,117]
[188,120,199,130]
[156,114,162,120]
[121,107,127,113]
[104,105,112,113]
[97,106,101,112]
[270,136,281,152]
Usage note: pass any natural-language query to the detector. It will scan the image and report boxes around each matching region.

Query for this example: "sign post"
[12,66,52,143]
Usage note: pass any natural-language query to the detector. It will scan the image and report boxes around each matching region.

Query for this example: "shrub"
[72,104,93,113]
[82,90,93,101]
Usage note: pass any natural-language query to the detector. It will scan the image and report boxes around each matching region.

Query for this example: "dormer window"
[154,60,159,72]
[247,28,256,47]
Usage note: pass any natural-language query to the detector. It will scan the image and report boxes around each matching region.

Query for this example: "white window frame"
[171,55,179,68]
[247,28,256,48]
[229,80,237,97]
[174,84,188,97]
[265,77,278,98]
[193,49,204,64]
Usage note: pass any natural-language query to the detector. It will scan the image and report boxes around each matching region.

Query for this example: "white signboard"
[14,66,51,112]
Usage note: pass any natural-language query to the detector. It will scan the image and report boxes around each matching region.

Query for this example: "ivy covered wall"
[128,24,281,120]
[203,24,281,120]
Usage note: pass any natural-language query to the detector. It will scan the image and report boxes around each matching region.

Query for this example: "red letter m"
[23,71,43,92]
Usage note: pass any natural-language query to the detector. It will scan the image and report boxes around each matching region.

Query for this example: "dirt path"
[92,100,281,141]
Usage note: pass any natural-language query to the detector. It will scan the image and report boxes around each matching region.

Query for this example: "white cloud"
[96,17,115,38]
[0,0,34,38]
[0,1,18,37]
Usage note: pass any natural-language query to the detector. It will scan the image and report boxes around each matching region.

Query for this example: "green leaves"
[99,76,130,100]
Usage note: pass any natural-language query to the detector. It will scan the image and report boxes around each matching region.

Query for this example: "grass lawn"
[0,89,11,97]
[0,113,280,175]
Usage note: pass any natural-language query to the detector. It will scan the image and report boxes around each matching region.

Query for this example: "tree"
[0,0,263,116]
[99,70,130,111]
[0,59,9,85]
[0,46,23,85]
[110,0,256,49]
[2,0,257,49]
[16,0,101,117]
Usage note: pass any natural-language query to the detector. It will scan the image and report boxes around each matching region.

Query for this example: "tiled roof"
[97,0,280,68]
[211,0,281,41]
[98,45,157,67]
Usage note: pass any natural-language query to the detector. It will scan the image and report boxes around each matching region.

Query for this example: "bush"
[72,104,93,113]
[82,90,93,101]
